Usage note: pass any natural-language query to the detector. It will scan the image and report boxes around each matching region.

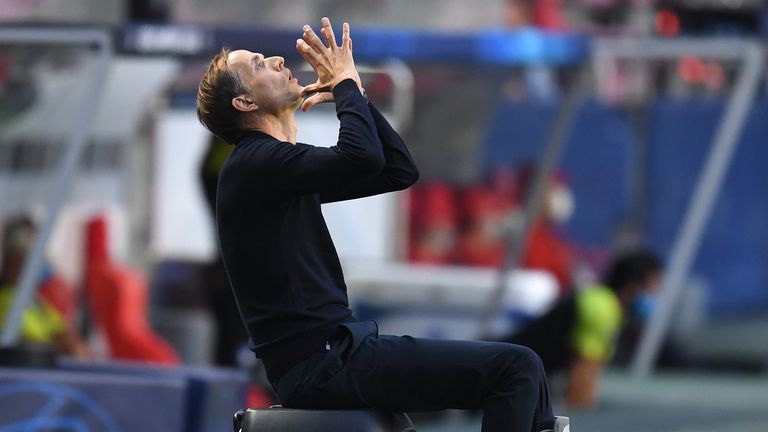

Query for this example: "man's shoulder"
[233,135,319,160]
[223,137,281,170]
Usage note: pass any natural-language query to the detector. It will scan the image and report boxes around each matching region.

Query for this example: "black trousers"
[273,321,555,432]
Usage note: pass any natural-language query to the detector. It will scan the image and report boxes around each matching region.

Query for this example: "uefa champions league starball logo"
[0,382,120,431]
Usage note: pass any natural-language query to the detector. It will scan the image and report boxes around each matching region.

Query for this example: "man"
[196,17,568,432]
[501,250,662,408]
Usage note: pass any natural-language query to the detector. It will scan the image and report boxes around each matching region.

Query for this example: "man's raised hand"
[300,91,334,112]
[296,17,363,100]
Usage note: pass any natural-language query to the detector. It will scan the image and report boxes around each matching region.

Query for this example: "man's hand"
[296,17,363,99]
[300,91,334,112]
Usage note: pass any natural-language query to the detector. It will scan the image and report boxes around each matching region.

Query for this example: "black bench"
[234,407,416,432]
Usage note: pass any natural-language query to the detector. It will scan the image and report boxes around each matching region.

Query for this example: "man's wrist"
[332,78,367,101]
[330,74,357,90]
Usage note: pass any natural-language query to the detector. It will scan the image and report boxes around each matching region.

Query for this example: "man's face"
[631,271,663,320]
[227,49,302,113]
[544,180,574,224]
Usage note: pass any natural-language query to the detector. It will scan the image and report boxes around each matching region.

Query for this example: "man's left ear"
[232,95,258,113]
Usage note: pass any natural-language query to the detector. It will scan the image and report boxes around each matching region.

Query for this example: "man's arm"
[320,101,419,203]
[270,17,416,201]
[566,356,603,409]
[567,287,622,409]
[254,78,385,197]
[241,20,385,197]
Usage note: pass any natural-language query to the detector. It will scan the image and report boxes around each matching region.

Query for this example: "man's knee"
[499,344,544,377]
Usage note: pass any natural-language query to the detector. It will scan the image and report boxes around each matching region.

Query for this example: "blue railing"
[119,23,590,66]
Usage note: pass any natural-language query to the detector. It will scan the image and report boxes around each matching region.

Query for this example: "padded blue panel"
[482,97,768,313]
[647,99,768,313]
[0,367,186,431]
[168,26,589,65]
[59,360,249,432]
[481,98,634,246]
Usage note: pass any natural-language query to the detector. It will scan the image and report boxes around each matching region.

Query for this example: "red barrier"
[84,216,179,364]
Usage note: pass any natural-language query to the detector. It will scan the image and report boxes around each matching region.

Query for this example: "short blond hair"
[196,48,250,144]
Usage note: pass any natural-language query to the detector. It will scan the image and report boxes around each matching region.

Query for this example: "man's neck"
[246,110,298,144]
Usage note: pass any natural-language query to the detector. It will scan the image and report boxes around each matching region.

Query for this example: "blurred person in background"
[196,17,568,432]
[198,135,248,367]
[200,136,276,408]
[515,165,583,294]
[451,165,586,295]
[499,249,662,409]
[0,215,90,359]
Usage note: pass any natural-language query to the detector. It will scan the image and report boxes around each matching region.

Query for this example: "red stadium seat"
[38,273,77,326]
[83,215,179,365]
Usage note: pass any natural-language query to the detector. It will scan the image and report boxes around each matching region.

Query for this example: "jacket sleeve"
[242,79,386,197]
[319,101,419,204]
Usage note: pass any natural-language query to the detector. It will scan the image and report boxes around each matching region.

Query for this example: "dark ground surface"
[415,370,768,432]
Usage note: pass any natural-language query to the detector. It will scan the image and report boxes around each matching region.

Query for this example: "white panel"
[297,110,398,261]
[149,108,401,262]
[151,110,216,261]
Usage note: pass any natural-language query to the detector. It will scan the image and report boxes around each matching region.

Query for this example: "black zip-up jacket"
[216,79,419,382]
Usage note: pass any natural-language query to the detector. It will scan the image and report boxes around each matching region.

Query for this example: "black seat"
[234,407,416,432]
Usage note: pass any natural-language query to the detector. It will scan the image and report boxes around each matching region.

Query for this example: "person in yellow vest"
[500,249,662,408]
[0,216,90,359]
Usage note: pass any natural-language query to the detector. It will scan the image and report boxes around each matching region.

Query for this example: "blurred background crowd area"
[2,0,767,34]
[1,1,768,431]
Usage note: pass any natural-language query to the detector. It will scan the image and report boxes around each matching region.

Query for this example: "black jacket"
[216,79,418,381]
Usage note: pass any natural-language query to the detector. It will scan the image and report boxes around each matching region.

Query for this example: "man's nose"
[273,57,285,70]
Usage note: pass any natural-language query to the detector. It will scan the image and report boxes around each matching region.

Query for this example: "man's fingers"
[300,81,331,97]
[341,22,350,51]
[296,39,324,69]
[300,82,320,97]
[302,25,328,54]
[321,17,338,49]
[300,92,334,112]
